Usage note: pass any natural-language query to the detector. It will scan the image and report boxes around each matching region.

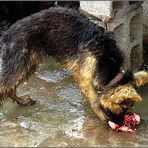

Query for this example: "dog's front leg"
[77,77,109,122]
[72,53,109,122]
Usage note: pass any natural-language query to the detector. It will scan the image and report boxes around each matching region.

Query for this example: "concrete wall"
[143,1,148,40]
[80,1,143,71]
[142,1,148,66]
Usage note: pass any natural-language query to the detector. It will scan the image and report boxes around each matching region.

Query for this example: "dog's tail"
[133,71,148,88]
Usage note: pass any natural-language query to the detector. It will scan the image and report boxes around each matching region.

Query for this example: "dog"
[0,7,148,123]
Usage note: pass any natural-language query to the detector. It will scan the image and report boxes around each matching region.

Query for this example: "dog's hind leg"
[0,44,42,105]
[8,90,36,106]
[8,92,36,106]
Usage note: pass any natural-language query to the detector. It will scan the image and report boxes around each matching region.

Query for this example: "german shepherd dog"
[0,7,148,123]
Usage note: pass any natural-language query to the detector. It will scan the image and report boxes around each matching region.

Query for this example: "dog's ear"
[133,71,148,88]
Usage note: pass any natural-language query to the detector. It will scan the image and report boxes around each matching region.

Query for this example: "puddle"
[0,58,147,147]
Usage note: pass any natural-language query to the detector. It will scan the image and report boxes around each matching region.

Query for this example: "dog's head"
[98,71,148,123]
[92,71,148,124]
[98,85,142,123]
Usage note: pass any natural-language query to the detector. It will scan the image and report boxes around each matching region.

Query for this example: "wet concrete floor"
[0,58,148,147]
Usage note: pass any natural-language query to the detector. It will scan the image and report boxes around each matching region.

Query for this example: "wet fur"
[0,7,147,122]
[0,7,123,98]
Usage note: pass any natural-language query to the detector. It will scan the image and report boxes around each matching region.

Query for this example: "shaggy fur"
[0,7,148,123]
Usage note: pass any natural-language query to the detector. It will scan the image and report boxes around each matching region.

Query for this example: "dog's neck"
[104,70,125,89]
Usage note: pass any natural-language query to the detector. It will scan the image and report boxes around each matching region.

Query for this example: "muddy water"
[0,58,147,147]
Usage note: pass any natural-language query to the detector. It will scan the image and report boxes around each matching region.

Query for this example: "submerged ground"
[0,58,147,147]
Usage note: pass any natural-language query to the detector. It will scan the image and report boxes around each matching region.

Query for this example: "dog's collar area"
[121,70,125,74]
[105,70,125,89]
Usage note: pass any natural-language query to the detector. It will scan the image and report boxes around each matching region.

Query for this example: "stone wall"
[142,1,148,66]
[143,1,148,41]
[80,1,143,71]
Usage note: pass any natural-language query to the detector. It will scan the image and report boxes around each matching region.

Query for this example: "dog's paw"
[18,97,36,106]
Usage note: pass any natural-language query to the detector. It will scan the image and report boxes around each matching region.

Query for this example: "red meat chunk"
[108,113,140,132]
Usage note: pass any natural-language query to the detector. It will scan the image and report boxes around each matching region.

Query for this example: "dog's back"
[0,7,108,98]
[0,8,91,99]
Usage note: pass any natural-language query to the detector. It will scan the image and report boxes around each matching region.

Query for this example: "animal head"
[97,84,142,123]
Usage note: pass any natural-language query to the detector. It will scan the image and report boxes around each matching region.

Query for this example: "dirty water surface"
[0,58,147,147]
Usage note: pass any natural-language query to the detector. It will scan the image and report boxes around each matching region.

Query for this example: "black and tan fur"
[0,7,148,123]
